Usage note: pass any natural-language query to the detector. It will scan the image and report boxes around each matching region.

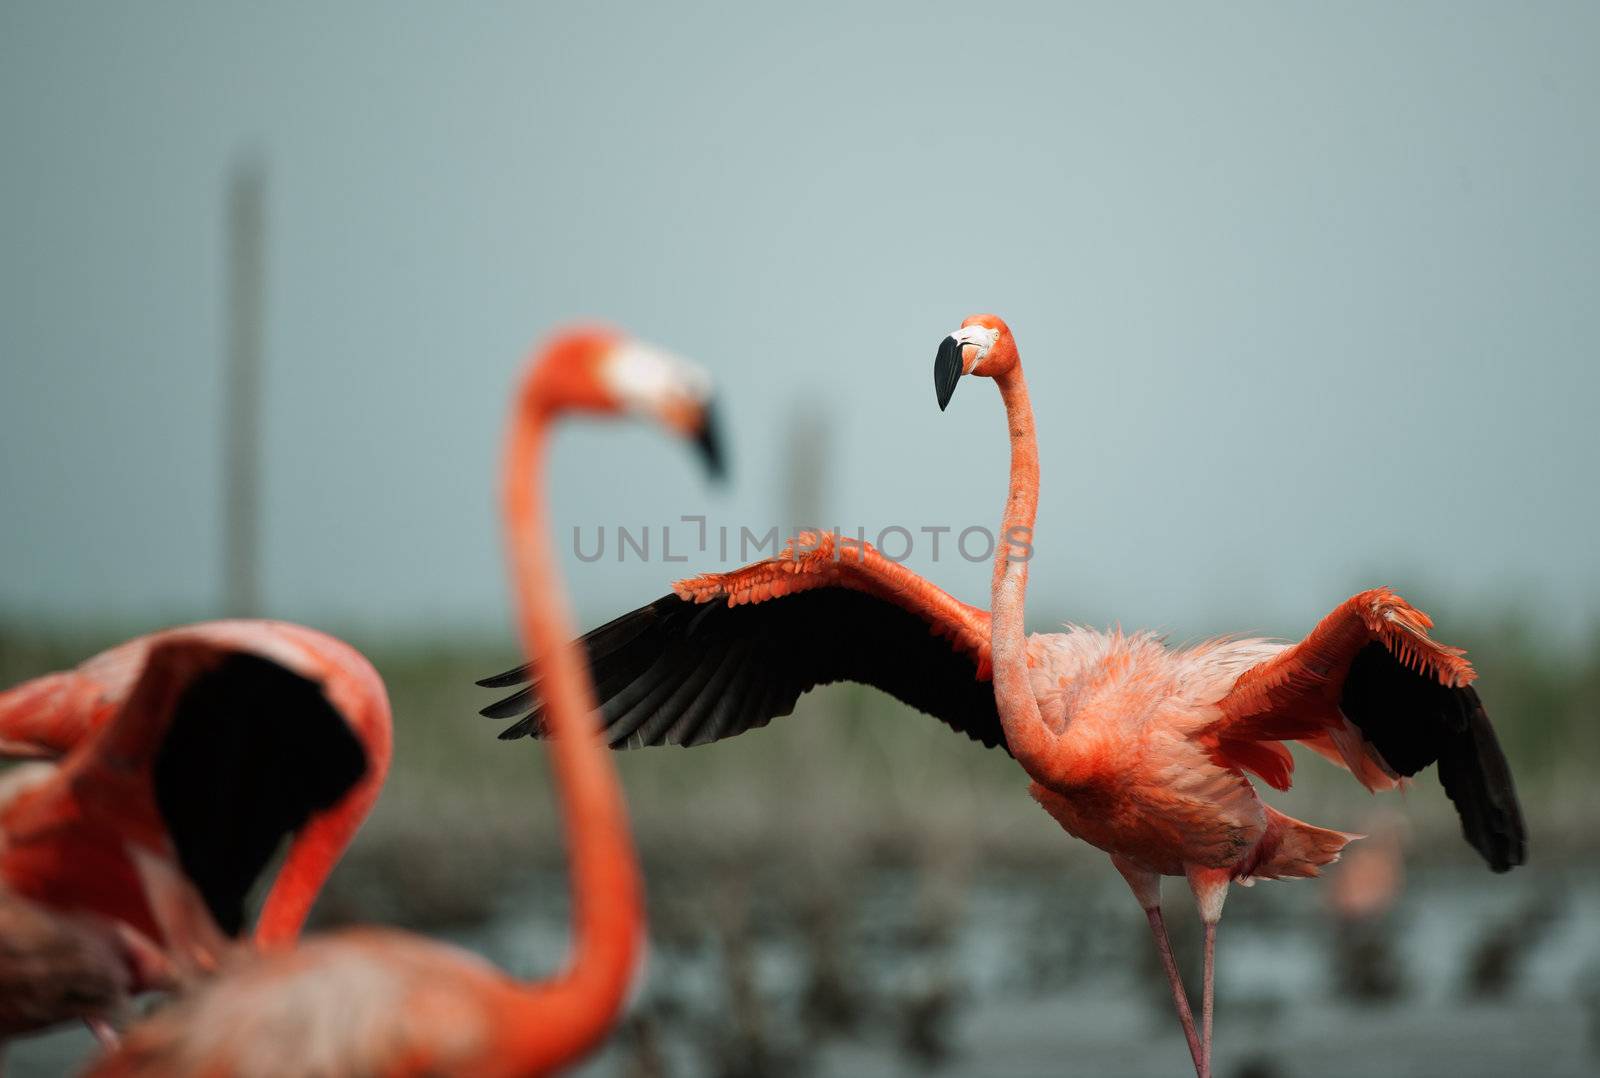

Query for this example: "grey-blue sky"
[2,2,1596,643]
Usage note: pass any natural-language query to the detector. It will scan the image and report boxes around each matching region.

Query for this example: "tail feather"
[1243,804,1361,881]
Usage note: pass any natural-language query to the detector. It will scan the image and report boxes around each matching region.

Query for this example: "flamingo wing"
[9,634,371,942]
[481,533,1006,752]
[1213,588,1526,872]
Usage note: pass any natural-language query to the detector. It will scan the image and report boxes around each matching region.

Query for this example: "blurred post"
[223,159,265,617]
[785,400,826,532]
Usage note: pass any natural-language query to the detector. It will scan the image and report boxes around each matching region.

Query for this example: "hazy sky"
[3,2,1597,645]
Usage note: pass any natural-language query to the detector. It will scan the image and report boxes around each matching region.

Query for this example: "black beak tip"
[934,336,963,411]
[694,399,727,483]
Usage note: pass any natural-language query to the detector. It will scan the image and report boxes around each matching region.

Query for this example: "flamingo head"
[525,326,725,479]
[933,314,1018,410]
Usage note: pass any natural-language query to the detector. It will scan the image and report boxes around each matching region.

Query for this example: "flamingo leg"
[1201,921,1217,1077]
[85,1017,119,1050]
[1144,905,1204,1076]
[1112,857,1203,1077]
[1185,867,1230,1078]
[126,844,229,980]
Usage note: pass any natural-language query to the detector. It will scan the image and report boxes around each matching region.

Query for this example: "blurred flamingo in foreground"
[86,327,724,1076]
[0,621,391,1048]
[485,314,1525,1077]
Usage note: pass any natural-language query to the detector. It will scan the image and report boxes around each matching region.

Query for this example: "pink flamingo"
[85,327,723,1076]
[486,314,1525,1077]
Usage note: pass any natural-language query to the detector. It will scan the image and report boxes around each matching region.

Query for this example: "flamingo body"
[86,929,553,1078]
[1019,628,1349,881]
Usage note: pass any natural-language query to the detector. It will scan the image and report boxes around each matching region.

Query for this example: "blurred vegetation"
[1,606,1596,934]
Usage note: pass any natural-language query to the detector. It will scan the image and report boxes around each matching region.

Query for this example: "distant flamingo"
[86,327,724,1076]
[1324,810,1408,1002]
[485,314,1525,1077]
[1326,810,1407,925]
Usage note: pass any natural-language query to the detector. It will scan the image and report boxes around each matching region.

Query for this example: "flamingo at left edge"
[0,620,393,1052]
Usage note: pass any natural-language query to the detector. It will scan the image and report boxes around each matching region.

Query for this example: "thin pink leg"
[1185,865,1229,1078]
[1113,857,1205,1077]
[1200,922,1217,1078]
[1144,906,1204,1077]
[85,1017,119,1050]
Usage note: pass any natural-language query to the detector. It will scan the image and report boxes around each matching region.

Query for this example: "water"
[10,866,1598,1076]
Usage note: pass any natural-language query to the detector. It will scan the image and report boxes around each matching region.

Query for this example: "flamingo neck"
[501,393,643,1070]
[988,366,1050,769]
[252,761,386,948]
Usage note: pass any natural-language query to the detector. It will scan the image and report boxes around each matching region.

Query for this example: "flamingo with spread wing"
[484,314,1525,1078]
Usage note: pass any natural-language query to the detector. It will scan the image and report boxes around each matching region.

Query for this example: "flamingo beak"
[934,335,964,411]
[693,398,727,481]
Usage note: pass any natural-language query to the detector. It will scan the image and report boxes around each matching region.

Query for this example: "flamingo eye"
[952,325,1000,369]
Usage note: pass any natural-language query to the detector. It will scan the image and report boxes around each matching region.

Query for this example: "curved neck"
[253,652,393,948]
[501,392,642,1070]
[253,771,384,948]
[988,366,1050,769]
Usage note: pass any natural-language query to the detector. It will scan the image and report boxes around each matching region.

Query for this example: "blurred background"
[3,2,1597,1075]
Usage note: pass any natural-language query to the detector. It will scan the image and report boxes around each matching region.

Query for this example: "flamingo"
[0,620,391,1049]
[0,622,392,946]
[84,327,724,1076]
[483,314,1526,1077]
[1326,811,1407,925]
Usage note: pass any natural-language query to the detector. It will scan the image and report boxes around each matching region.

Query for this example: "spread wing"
[1214,589,1526,872]
[481,533,1007,753]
